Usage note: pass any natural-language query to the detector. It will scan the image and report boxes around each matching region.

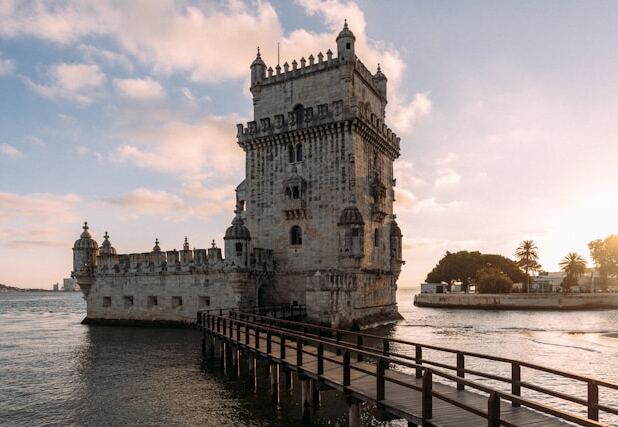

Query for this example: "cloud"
[113,77,165,101]
[435,169,461,186]
[77,43,133,71]
[411,197,463,214]
[394,159,426,188]
[0,192,81,247]
[22,63,105,104]
[100,188,187,218]
[1,143,23,158]
[0,55,15,76]
[113,113,244,178]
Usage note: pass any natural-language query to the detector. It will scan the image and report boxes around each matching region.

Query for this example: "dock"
[198,306,618,426]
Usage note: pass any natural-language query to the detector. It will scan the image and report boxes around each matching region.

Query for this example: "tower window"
[172,296,183,308]
[235,242,243,256]
[292,186,300,199]
[199,296,210,308]
[288,145,295,163]
[123,296,134,308]
[296,144,303,161]
[293,104,304,125]
[290,226,303,245]
[147,296,158,307]
[346,42,351,49]
[102,296,111,307]
[374,229,380,247]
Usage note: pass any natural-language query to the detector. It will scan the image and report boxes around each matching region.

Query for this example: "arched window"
[290,226,303,245]
[285,187,292,199]
[296,144,303,161]
[374,228,379,247]
[293,104,304,125]
[235,242,243,256]
[292,186,300,199]
[288,145,295,163]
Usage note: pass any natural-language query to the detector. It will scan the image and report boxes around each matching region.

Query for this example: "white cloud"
[435,169,461,186]
[100,188,187,219]
[22,63,105,104]
[78,43,133,71]
[1,143,23,158]
[113,77,165,101]
[411,197,463,214]
[0,55,15,76]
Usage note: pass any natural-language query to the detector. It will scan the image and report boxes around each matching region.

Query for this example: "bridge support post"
[311,379,320,408]
[269,363,279,406]
[283,367,292,390]
[346,397,361,427]
[300,376,311,416]
[248,353,256,389]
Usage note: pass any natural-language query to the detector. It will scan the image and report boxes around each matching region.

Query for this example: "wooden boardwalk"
[198,308,617,427]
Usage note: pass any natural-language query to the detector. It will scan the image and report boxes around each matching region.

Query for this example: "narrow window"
[346,42,351,49]
[235,242,243,256]
[374,228,379,247]
[292,186,300,199]
[199,296,211,308]
[102,296,111,307]
[147,296,158,307]
[172,296,183,308]
[290,226,303,245]
[285,187,291,199]
[296,144,303,161]
[288,145,295,163]
[123,296,134,308]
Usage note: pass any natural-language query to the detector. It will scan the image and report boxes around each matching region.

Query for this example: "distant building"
[421,283,447,294]
[531,269,606,293]
[53,283,59,291]
[63,278,76,292]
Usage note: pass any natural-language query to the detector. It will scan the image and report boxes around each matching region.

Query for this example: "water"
[1,290,617,426]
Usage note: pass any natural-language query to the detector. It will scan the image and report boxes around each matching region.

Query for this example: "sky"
[0,0,617,289]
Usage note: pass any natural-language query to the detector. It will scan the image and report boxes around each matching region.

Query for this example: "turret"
[250,47,266,90]
[224,209,251,268]
[338,207,365,259]
[336,20,356,62]
[390,218,404,274]
[373,63,388,104]
[72,222,99,297]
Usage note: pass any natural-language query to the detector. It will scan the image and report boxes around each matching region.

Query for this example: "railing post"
[383,339,390,356]
[245,322,249,345]
[222,318,227,336]
[317,343,324,376]
[280,333,286,360]
[415,346,423,378]
[343,350,351,387]
[297,339,303,367]
[217,317,221,334]
[356,335,364,362]
[457,352,465,390]
[422,369,432,420]
[255,327,260,350]
[236,321,241,341]
[588,381,599,421]
[511,362,521,407]
[488,391,500,427]
[377,357,387,401]
[267,330,272,355]
[336,331,342,356]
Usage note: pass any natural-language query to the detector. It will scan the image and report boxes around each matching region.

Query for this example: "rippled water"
[1,290,617,426]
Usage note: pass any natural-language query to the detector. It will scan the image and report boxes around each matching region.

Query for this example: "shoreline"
[414,292,618,310]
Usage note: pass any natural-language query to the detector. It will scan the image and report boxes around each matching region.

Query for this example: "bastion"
[72,23,405,328]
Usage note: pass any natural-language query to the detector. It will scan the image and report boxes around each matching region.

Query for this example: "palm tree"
[515,240,541,292]
[559,252,587,293]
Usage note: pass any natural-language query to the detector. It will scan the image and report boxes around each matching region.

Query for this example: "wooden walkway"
[198,308,617,427]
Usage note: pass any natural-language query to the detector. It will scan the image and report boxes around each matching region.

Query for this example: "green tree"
[515,240,541,292]
[588,235,618,291]
[476,267,514,294]
[559,252,587,293]
[426,251,525,291]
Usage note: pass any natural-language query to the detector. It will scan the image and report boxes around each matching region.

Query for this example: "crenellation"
[73,22,403,328]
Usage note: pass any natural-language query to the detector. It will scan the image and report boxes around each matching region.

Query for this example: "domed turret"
[99,231,116,256]
[72,222,99,274]
[338,206,365,225]
[152,238,161,252]
[250,46,266,87]
[390,218,403,265]
[224,210,251,267]
[336,20,356,61]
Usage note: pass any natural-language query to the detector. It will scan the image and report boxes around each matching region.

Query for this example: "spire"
[153,238,161,252]
[80,221,91,238]
[103,231,109,241]
[211,240,216,248]
[183,236,190,251]
[344,18,348,30]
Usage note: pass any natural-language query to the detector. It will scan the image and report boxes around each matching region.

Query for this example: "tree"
[559,252,587,293]
[476,267,513,293]
[426,251,525,291]
[588,235,618,291]
[515,240,541,292]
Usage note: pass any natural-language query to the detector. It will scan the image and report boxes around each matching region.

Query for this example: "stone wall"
[414,293,618,310]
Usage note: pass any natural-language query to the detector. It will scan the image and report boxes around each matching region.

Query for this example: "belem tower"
[72,23,405,328]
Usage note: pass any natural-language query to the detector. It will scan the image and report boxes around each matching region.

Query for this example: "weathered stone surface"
[72,23,404,328]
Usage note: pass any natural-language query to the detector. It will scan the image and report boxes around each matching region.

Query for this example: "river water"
[1,289,617,426]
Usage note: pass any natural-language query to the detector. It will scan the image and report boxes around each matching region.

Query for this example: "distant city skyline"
[1,0,617,288]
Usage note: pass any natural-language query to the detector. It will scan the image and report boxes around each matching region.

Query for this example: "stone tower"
[236,22,404,327]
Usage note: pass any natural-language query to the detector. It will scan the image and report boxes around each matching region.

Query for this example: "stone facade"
[72,23,404,328]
